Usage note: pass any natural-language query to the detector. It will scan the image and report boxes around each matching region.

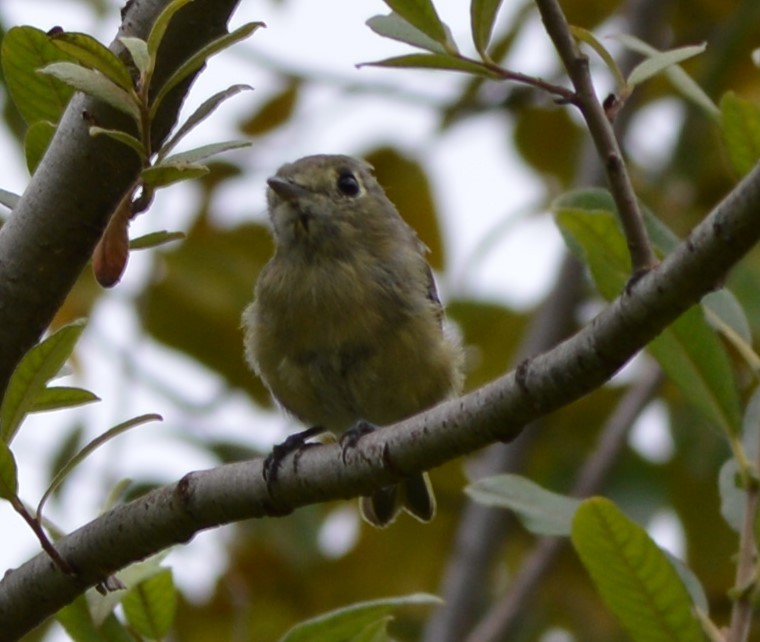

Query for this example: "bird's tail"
[360,472,436,527]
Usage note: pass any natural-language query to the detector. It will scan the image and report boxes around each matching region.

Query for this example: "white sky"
[0,2,681,639]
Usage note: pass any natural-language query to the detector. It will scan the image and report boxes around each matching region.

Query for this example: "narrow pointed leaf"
[119,37,150,76]
[160,83,253,157]
[37,413,161,519]
[1,319,86,444]
[56,595,101,642]
[130,230,185,250]
[554,190,742,437]
[350,617,393,642]
[466,473,580,536]
[29,386,100,413]
[122,569,176,639]
[0,189,21,211]
[39,62,140,122]
[0,441,19,500]
[89,126,146,159]
[570,26,626,89]
[140,162,209,188]
[149,21,264,119]
[470,0,503,57]
[161,140,250,165]
[146,0,195,61]
[720,91,760,177]
[1,26,75,124]
[627,42,707,87]
[280,594,441,642]
[366,13,446,54]
[24,120,57,174]
[572,498,704,642]
[383,0,450,48]
[359,53,495,77]
[50,31,134,92]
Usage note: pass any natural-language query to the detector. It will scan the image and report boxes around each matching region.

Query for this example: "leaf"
[702,289,752,345]
[359,53,495,78]
[29,386,100,413]
[238,83,296,138]
[56,595,101,642]
[89,126,146,159]
[140,162,209,188]
[350,617,393,642]
[162,83,253,156]
[554,190,742,437]
[122,569,177,639]
[160,139,251,165]
[37,413,161,519]
[50,31,135,92]
[24,120,57,174]
[146,0,195,64]
[614,34,718,118]
[570,26,626,89]
[39,62,140,123]
[1,26,75,124]
[382,0,452,49]
[366,13,447,54]
[119,37,150,77]
[0,441,19,500]
[0,189,21,211]
[719,91,760,177]
[470,0,503,58]
[718,458,743,533]
[0,319,86,444]
[466,474,581,536]
[129,230,186,250]
[149,21,264,119]
[572,498,704,642]
[280,594,441,642]
[627,42,707,87]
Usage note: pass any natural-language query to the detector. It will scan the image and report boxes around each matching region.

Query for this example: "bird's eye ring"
[336,171,361,197]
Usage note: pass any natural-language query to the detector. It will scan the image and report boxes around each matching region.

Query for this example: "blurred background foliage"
[3,0,760,640]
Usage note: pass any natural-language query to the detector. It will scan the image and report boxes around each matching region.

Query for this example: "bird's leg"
[339,419,377,464]
[263,425,326,489]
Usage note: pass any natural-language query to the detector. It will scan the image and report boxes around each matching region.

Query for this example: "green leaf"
[366,13,447,54]
[382,0,452,49]
[130,230,186,250]
[554,191,742,437]
[146,0,196,64]
[627,42,707,87]
[718,458,743,533]
[24,120,57,174]
[350,617,393,642]
[0,441,19,500]
[149,21,264,119]
[37,413,161,519]
[119,37,150,77]
[1,26,75,124]
[56,595,102,642]
[39,62,140,123]
[160,140,251,166]
[466,474,580,536]
[1,319,86,444]
[0,189,21,211]
[50,32,135,92]
[359,53,495,78]
[161,83,253,157]
[89,126,146,159]
[572,498,704,642]
[470,0,503,58]
[140,162,209,188]
[702,289,752,346]
[614,34,718,118]
[29,386,100,413]
[570,26,626,89]
[720,91,760,177]
[280,594,441,642]
[122,569,177,639]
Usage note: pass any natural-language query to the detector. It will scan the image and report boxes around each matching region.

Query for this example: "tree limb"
[2,157,760,639]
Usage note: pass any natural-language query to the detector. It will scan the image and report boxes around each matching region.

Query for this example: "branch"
[0,0,241,396]
[534,0,658,274]
[3,159,760,639]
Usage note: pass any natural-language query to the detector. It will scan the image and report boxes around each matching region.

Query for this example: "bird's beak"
[267,176,309,202]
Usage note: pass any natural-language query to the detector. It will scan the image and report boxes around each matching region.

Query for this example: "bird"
[242,154,463,527]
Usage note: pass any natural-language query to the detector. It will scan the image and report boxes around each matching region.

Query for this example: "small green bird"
[242,154,463,527]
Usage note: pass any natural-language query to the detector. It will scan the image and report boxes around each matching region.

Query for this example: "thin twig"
[534,0,658,275]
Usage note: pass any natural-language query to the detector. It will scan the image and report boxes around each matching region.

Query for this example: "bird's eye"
[336,171,361,197]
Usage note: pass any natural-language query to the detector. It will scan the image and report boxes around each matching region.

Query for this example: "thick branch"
[3,160,760,639]
[534,0,658,273]
[0,0,240,396]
